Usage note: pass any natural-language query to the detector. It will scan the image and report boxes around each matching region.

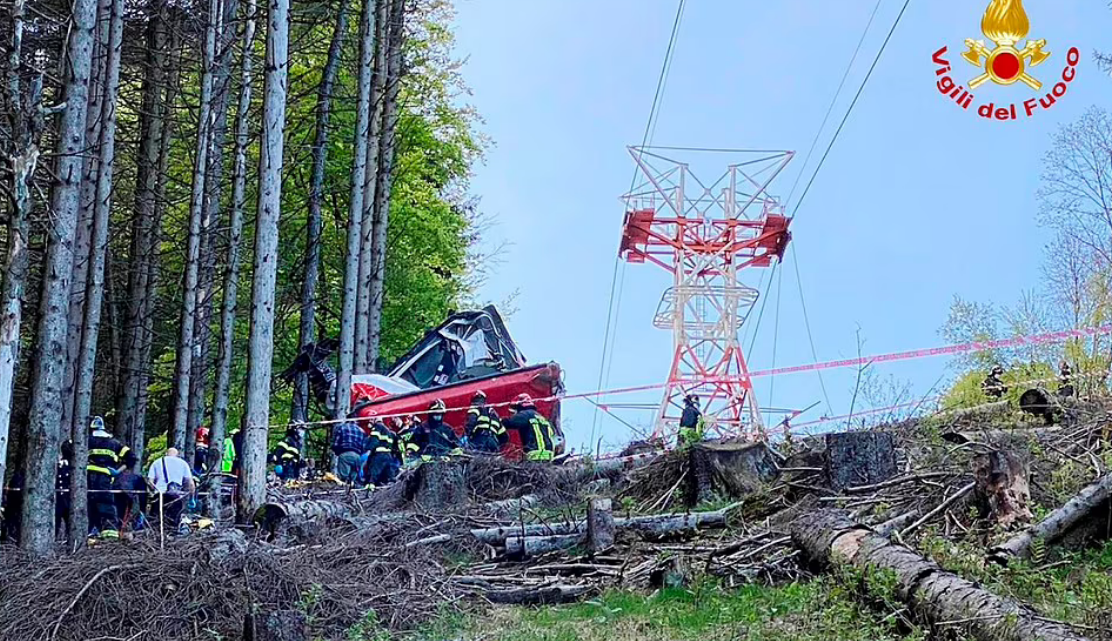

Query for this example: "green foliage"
[345,610,390,641]
[424,580,931,641]
[940,361,1056,410]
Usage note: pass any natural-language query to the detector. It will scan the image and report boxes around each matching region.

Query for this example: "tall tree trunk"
[116,0,168,452]
[68,0,123,547]
[170,0,221,451]
[239,0,289,521]
[208,0,256,482]
[0,0,43,535]
[61,0,110,440]
[292,0,350,424]
[186,0,240,466]
[20,0,99,557]
[366,0,405,368]
[132,22,183,465]
[354,0,388,374]
[335,0,378,421]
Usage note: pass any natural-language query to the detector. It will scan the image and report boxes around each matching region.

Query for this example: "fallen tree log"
[483,494,540,517]
[254,499,356,540]
[474,505,735,547]
[505,533,585,557]
[473,583,592,605]
[789,509,1087,641]
[990,472,1112,564]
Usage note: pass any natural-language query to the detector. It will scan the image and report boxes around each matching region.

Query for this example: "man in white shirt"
[146,448,195,532]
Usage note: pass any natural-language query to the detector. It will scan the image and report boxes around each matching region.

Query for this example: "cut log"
[824,431,898,492]
[505,533,585,557]
[586,498,615,553]
[483,494,539,517]
[688,441,779,505]
[470,520,583,544]
[991,472,1112,564]
[481,584,592,605]
[244,610,308,641]
[942,427,1060,445]
[405,460,468,511]
[789,509,1088,641]
[619,510,729,536]
[253,499,355,540]
[973,450,1032,527]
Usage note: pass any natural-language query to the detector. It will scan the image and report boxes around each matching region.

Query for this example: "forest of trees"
[0,0,483,556]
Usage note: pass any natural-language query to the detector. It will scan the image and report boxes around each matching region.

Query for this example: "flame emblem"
[962,0,1050,90]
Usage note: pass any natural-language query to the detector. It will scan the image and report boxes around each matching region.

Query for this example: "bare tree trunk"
[0,0,44,534]
[366,0,405,369]
[61,0,110,440]
[292,0,350,424]
[186,0,239,465]
[208,0,257,486]
[116,0,167,451]
[353,0,388,374]
[170,0,221,451]
[20,0,99,557]
[335,0,378,421]
[68,0,124,547]
[239,0,289,521]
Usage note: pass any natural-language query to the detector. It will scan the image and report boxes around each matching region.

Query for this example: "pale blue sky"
[452,0,1112,452]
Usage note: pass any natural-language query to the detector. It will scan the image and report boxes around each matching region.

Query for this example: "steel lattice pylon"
[618,147,794,441]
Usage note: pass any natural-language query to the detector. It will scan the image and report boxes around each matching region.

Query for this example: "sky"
[450,0,1112,453]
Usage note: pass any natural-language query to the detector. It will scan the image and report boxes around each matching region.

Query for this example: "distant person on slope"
[982,366,1007,400]
[678,393,705,448]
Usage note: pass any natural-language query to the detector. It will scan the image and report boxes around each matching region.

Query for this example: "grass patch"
[413,579,936,641]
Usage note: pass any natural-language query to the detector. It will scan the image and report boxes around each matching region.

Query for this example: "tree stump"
[587,498,615,553]
[823,431,897,492]
[244,610,308,641]
[406,460,468,511]
[972,450,1032,527]
[686,441,779,506]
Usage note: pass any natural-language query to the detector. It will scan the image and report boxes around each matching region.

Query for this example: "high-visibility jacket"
[503,409,554,458]
[222,431,239,473]
[466,406,507,445]
[88,432,130,476]
[364,422,402,461]
[270,437,301,465]
[678,405,705,447]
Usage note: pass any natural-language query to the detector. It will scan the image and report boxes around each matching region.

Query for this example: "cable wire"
[589,0,687,446]
[790,244,833,415]
[785,0,885,206]
[789,0,912,219]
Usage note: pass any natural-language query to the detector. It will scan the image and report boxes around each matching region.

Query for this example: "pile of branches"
[0,514,477,641]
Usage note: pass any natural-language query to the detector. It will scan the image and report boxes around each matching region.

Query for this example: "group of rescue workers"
[266,391,560,488]
[1,390,560,543]
[981,361,1077,400]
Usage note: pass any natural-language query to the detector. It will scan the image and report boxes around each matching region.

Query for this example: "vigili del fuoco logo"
[932,0,1080,121]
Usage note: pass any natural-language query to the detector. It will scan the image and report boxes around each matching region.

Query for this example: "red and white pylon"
[618,146,794,441]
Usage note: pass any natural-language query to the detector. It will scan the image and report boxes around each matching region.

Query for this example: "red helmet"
[196,426,210,446]
[513,393,535,409]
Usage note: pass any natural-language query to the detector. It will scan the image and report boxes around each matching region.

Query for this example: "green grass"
[409,580,935,641]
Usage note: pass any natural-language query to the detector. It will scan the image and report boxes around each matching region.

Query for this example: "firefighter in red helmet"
[503,394,556,461]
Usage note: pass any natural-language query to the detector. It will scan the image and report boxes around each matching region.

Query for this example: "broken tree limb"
[899,482,975,538]
[789,509,1088,641]
[991,472,1112,564]
[478,584,592,605]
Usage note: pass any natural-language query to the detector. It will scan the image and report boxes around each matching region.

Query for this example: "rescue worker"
[269,426,302,481]
[411,400,462,459]
[55,440,74,538]
[223,427,243,474]
[362,415,403,486]
[982,365,1007,400]
[503,394,555,461]
[332,419,366,483]
[465,390,506,454]
[87,416,134,539]
[194,426,210,474]
[1059,361,1076,398]
[677,393,705,448]
[396,416,421,464]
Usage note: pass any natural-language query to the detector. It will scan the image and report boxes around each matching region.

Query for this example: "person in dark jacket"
[87,416,134,539]
[503,394,555,461]
[678,394,705,447]
[465,390,506,454]
[269,426,302,481]
[1059,361,1076,398]
[411,400,462,459]
[55,440,74,538]
[362,416,403,486]
[982,366,1007,399]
